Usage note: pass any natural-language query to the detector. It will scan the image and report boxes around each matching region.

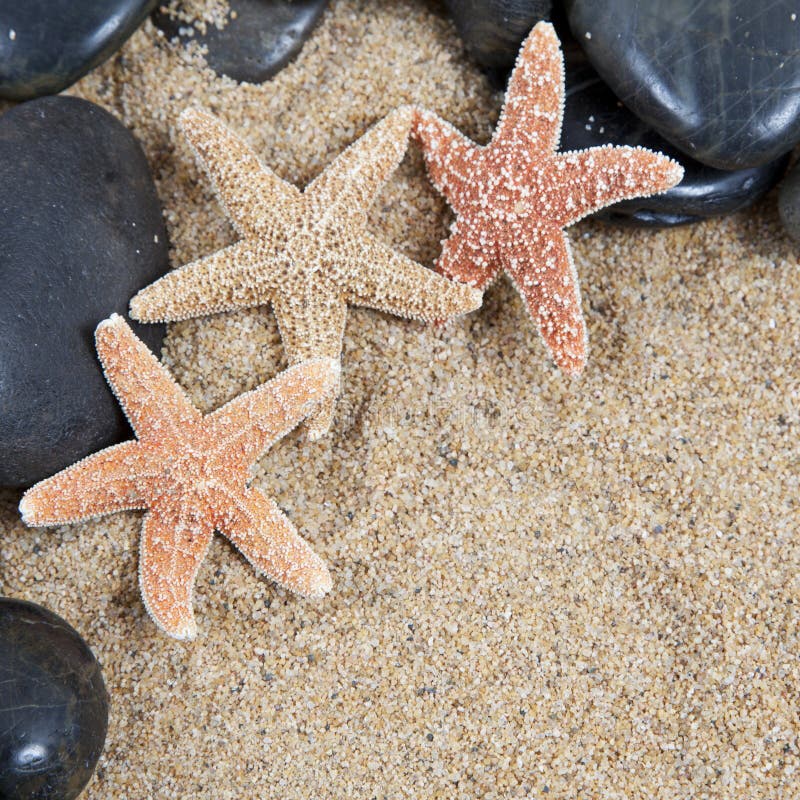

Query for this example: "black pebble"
[560,41,789,227]
[778,161,800,244]
[0,96,168,487]
[566,0,800,170]
[0,0,157,100]
[0,597,109,800]
[152,0,328,84]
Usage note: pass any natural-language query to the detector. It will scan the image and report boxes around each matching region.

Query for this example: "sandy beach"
[0,1,798,797]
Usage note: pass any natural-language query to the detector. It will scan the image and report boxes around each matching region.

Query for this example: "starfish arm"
[344,234,483,320]
[94,314,201,439]
[271,286,348,440]
[207,358,340,470]
[502,227,588,374]
[492,22,564,156]
[306,106,413,221]
[304,393,336,441]
[436,221,502,290]
[411,107,481,211]
[218,488,332,599]
[555,147,684,226]
[179,108,300,241]
[130,240,274,323]
[19,441,151,526]
[139,501,215,640]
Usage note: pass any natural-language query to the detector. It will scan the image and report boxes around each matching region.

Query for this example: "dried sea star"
[130,106,482,439]
[20,314,339,639]
[412,22,684,373]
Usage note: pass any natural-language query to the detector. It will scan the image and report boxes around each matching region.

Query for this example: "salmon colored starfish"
[130,106,482,440]
[412,22,684,373]
[19,314,339,640]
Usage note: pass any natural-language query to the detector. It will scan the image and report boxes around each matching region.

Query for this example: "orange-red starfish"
[412,22,684,373]
[19,314,338,640]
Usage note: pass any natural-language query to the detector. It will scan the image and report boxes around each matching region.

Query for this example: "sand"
[1,1,799,797]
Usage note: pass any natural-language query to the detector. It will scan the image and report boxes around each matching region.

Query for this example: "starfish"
[19,314,339,640]
[412,21,684,373]
[130,106,482,439]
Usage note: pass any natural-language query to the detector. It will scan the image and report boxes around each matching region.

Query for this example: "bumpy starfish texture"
[19,314,339,640]
[130,106,482,439]
[412,22,684,374]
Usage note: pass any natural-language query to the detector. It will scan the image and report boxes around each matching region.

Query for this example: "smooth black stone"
[560,42,789,227]
[778,162,800,243]
[566,0,800,171]
[0,97,167,488]
[153,0,327,84]
[0,598,109,800]
[0,0,156,101]
[443,0,552,69]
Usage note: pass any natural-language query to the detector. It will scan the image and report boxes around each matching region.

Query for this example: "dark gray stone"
[152,0,327,83]
[0,0,156,101]
[443,0,552,69]
[561,41,789,226]
[566,0,800,170]
[0,597,109,800]
[778,162,800,243]
[0,96,167,488]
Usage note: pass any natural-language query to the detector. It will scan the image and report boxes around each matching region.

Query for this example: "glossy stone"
[0,96,167,488]
[443,0,552,69]
[561,42,789,226]
[0,0,156,101]
[0,598,109,800]
[566,0,800,170]
[153,0,327,83]
[778,162,800,244]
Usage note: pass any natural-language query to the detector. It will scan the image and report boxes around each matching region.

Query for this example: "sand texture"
[1,1,798,797]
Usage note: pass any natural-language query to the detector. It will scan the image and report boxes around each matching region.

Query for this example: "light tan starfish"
[412,22,684,373]
[19,314,339,640]
[130,106,482,439]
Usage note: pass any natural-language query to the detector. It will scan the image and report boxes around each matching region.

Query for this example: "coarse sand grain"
[0,2,798,798]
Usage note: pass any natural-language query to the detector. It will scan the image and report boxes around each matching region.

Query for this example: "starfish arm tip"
[128,292,147,321]
[94,313,129,350]
[18,493,37,526]
[525,21,560,58]
[128,290,168,323]
[301,564,333,599]
[147,606,199,640]
[563,359,587,376]
[446,285,483,318]
[296,356,341,412]
[170,619,199,641]
[17,491,108,529]
[560,336,589,375]
[317,356,342,384]
[466,286,484,311]
[140,563,201,641]
[94,313,132,362]
[637,149,685,193]
[536,20,557,36]
[96,312,124,332]
[306,357,341,412]
[667,160,685,187]
[178,106,205,130]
